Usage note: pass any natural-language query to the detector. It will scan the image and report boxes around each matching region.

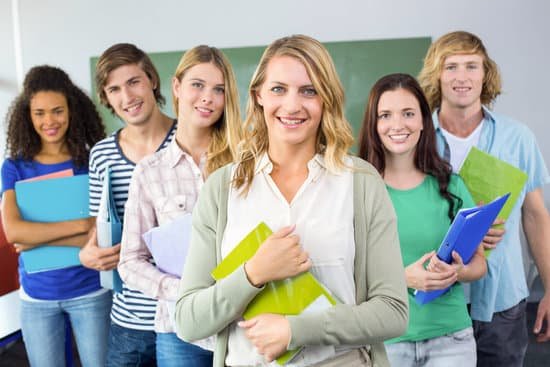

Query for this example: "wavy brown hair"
[358,73,462,221]
[172,45,242,176]
[418,31,502,110]
[5,65,105,168]
[234,34,354,194]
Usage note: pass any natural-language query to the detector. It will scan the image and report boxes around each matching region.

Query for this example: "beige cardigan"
[175,156,408,367]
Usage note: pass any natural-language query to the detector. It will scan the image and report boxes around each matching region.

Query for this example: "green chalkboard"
[90,37,431,147]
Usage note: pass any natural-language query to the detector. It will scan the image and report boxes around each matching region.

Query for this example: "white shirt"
[222,153,356,366]
[440,121,483,172]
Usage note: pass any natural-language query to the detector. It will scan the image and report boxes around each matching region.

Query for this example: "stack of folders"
[211,222,337,365]
[414,193,510,305]
[15,173,88,273]
[96,167,123,292]
[459,147,528,257]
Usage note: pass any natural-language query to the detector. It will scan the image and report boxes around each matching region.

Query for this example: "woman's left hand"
[427,250,464,275]
[238,313,291,362]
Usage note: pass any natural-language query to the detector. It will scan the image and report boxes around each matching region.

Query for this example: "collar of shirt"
[254,151,327,182]
[433,105,497,159]
[166,138,206,171]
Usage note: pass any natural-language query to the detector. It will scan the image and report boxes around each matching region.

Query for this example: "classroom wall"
[2,0,548,193]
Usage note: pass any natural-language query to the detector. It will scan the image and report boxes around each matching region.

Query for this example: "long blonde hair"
[173,45,242,175]
[233,35,354,194]
[418,31,501,110]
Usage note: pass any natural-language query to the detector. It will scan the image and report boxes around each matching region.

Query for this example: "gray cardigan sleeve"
[174,167,263,341]
[286,160,408,348]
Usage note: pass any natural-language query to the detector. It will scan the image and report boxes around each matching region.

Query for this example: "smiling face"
[376,88,423,159]
[440,53,485,112]
[103,63,159,126]
[30,91,70,146]
[256,56,323,153]
[172,62,225,131]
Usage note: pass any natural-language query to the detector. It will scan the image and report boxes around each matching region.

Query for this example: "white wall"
[6,0,550,183]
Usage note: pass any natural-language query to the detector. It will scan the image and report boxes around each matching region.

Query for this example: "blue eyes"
[270,86,317,96]
[192,83,224,94]
[444,64,480,71]
[302,88,317,96]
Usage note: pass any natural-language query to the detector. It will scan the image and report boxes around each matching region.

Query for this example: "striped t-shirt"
[89,122,176,330]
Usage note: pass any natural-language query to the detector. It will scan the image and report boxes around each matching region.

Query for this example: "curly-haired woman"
[1,65,110,367]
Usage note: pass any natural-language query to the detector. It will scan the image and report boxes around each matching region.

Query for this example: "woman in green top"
[358,73,487,366]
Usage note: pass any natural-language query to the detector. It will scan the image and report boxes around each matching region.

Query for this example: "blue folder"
[96,168,123,292]
[15,174,89,273]
[414,193,510,305]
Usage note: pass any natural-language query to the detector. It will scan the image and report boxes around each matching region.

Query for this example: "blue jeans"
[20,290,111,367]
[473,299,528,367]
[156,332,213,367]
[385,327,476,367]
[106,322,157,367]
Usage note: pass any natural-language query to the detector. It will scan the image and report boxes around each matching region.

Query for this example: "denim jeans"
[156,332,213,367]
[385,327,476,367]
[473,299,528,367]
[105,322,157,367]
[20,290,111,367]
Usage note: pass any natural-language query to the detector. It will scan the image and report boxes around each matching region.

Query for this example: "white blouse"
[221,153,356,366]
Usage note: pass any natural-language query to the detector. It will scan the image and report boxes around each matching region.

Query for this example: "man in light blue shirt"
[419,31,550,366]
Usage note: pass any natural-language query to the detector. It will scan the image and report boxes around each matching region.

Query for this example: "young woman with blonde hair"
[176,34,408,367]
[117,45,241,367]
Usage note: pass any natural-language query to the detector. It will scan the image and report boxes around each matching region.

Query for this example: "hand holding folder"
[414,193,510,305]
[211,223,337,365]
[96,168,123,292]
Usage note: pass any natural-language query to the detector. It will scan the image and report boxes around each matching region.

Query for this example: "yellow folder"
[211,222,337,365]
[458,147,528,256]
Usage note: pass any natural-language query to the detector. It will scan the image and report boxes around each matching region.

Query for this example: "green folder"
[211,222,337,365]
[458,147,528,256]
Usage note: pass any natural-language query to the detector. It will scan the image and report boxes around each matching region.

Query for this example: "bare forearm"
[457,250,487,282]
[5,218,91,245]
[47,233,89,247]
[523,215,550,289]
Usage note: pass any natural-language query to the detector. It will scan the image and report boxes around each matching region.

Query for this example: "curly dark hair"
[358,73,462,222]
[4,65,106,168]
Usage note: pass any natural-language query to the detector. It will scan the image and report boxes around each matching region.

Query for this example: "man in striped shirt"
[79,43,176,367]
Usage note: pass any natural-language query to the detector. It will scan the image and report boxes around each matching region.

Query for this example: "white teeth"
[389,134,409,141]
[125,103,141,112]
[279,117,304,125]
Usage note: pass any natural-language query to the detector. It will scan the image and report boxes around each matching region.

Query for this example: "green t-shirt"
[386,174,476,343]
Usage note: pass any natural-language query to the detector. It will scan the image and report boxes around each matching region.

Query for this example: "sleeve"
[175,167,263,341]
[117,162,180,301]
[88,147,102,217]
[1,159,20,194]
[287,171,408,348]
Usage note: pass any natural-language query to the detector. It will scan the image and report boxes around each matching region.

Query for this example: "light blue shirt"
[434,106,550,322]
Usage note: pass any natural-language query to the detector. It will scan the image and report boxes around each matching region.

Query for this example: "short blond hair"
[418,31,501,110]
[172,45,242,175]
[233,34,354,194]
